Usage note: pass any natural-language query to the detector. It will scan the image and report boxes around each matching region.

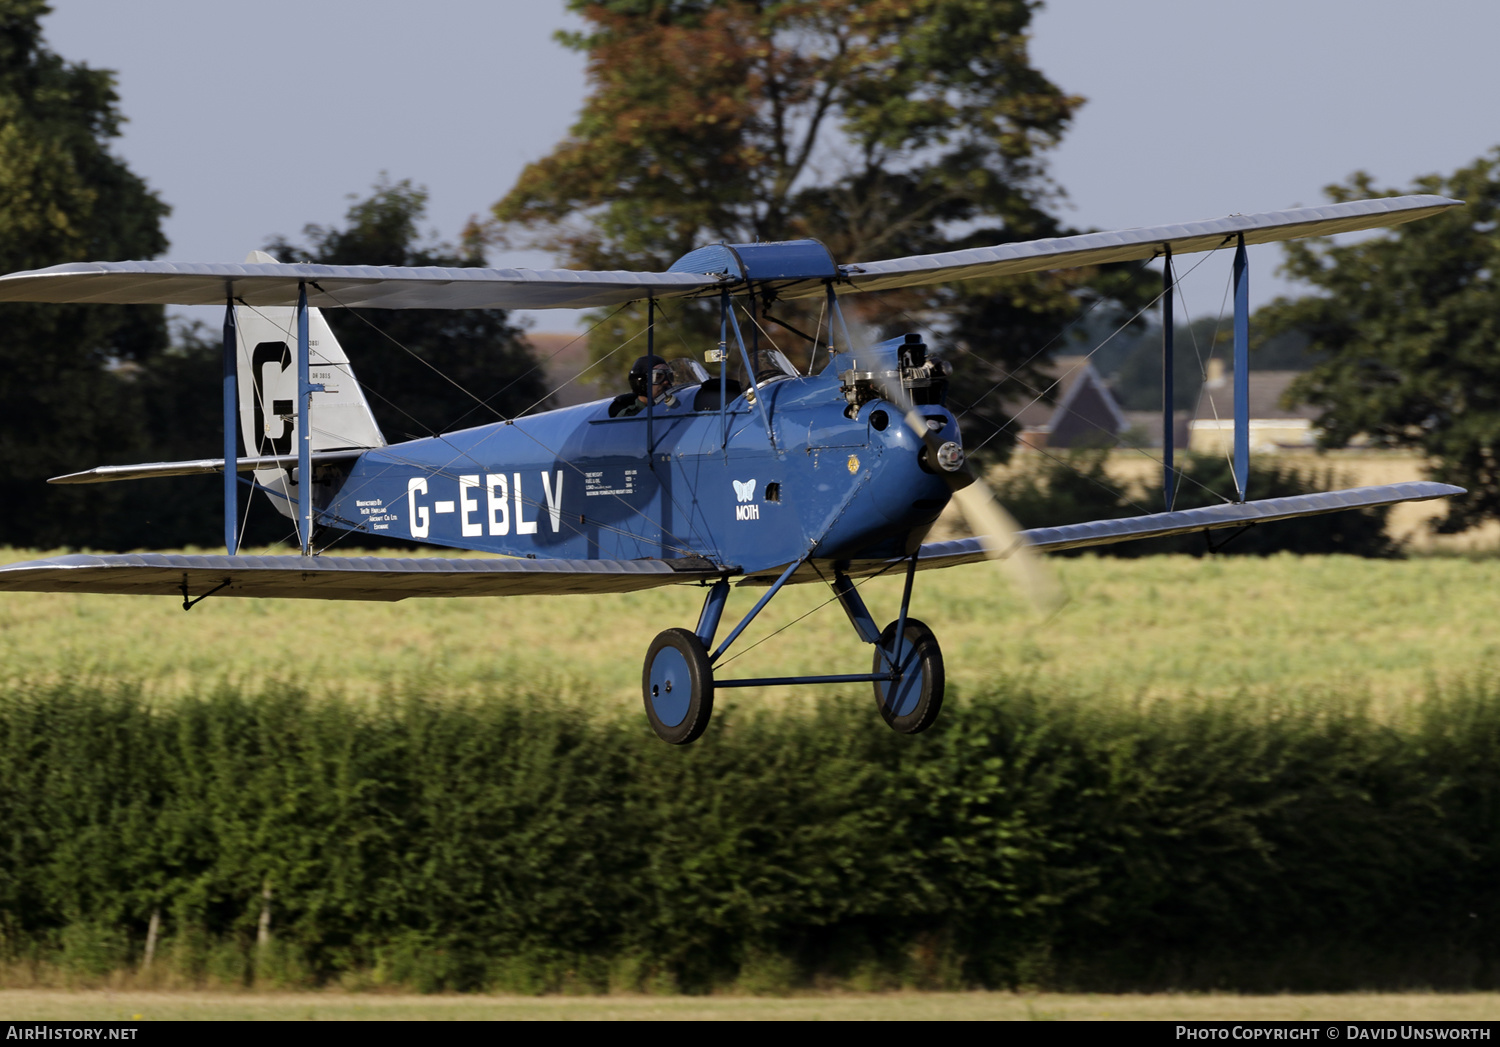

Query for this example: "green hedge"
[0,681,1495,992]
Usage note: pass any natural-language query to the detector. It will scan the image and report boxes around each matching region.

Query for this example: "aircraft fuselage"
[315,353,959,575]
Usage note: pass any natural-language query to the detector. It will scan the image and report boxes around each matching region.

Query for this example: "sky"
[39,0,1500,335]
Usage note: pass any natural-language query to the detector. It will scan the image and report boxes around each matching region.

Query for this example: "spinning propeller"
[872,360,1064,617]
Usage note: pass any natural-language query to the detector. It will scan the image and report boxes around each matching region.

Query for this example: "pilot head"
[629,355,674,402]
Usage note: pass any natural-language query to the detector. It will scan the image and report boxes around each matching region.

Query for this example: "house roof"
[1193,370,1319,423]
[1001,356,1128,447]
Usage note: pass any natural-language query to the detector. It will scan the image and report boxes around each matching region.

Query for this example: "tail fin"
[236,250,385,518]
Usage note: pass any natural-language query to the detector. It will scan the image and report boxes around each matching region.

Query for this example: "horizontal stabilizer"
[0,552,725,601]
[49,450,367,485]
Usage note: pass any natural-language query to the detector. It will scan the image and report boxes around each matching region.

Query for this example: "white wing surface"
[732,482,1463,586]
[0,484,1460,598]
[0,553,724,600]
[778,194,1463,299]
[0,195,1460,309]
[0,261,726,310]
[917,483,1461,571]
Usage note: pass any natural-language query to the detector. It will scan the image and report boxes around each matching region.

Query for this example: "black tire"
[642,627,715,745]
[872,617,944,734]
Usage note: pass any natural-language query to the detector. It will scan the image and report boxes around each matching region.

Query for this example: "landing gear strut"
[640,556,947,744]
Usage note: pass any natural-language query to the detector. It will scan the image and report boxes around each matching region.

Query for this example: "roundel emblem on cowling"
[847,454,859,475]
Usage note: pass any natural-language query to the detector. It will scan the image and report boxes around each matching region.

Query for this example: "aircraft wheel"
[872,617,945,734]
[643,628,714,745]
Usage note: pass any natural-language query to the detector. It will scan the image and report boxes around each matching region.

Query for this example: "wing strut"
[721,288,776,449]
[1161,244,1175,511]
[221,293,238,554]
[645,296,656,461]
[717,290,730,447]
[1232,233,1250,500]
[295,282,325,555]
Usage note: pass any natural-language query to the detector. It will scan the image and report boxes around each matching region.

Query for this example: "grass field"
[2,989,1498,1021]
[2,547,1496,709]
[3,540,1497,1015]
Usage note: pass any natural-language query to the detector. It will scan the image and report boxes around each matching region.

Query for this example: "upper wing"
[0,261,725,310]
[0,196,1460,310]
[0,552,725,601]
[777,195,1463,299]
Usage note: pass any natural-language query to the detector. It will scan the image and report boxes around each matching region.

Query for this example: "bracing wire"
[872,246,1238,508]
[260,296,715,559]
[712,559,906,672]
[313,284,513,424]
[1193,267,1241,483]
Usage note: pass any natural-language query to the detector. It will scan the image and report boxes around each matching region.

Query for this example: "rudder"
[235,250,385,518]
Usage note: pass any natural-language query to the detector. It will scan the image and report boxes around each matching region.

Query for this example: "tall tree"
[1257,151,1500,532]
[269,179,549,442]
[0,0,171,547]
[494,0,1150,456]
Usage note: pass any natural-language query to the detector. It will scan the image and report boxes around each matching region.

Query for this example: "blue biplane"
[0,195,1464,742]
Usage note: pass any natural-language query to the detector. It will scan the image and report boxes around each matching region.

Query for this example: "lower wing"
[887,481,1457,576]
[0,552,723,601]
[0,481,1459,600]
[736,481,1461,585]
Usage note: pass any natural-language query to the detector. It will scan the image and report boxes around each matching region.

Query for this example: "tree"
[493,0,1152,457]
[269,178,548,442]
[1257,151,1500,532]
[0,0,171,548]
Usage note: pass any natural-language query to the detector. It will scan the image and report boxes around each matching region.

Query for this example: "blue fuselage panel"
[318,366,957,575]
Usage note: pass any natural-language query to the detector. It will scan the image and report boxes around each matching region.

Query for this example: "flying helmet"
[628,354,674,399]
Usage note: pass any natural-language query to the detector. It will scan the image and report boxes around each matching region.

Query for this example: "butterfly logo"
[732,479,756,503]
